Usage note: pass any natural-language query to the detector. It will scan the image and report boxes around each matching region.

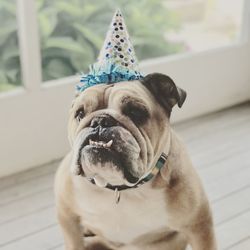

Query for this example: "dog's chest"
[74,181,169,244]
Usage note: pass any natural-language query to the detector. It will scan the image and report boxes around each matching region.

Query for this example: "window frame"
[0,0,249,177]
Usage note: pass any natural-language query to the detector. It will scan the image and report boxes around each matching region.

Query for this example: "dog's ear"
[141,73,187,115]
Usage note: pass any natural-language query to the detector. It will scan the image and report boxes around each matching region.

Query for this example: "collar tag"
[115,188,121,204]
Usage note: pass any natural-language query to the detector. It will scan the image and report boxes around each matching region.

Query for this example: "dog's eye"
[75,108,85,122]
[123,104,149,124]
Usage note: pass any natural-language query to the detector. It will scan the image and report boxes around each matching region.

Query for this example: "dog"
[55,73,217,250]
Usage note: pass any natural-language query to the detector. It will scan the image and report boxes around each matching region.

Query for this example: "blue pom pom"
[76,62,144,92]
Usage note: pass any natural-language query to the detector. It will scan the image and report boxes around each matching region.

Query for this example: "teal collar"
[88,153,168,192]
[88,133,171,204]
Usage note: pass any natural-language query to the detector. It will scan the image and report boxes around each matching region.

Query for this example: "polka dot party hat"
[77,9,143,92]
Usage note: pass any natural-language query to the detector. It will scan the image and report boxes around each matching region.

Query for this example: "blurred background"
[0,0,245,90]
[0,1,250,249]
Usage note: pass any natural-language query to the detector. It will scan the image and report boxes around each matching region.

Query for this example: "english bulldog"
[55,73,217,250]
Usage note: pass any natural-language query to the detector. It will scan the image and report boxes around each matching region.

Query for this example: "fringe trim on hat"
[76,62,144,92]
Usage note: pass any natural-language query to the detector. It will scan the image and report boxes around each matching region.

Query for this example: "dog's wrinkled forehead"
[72,73,186,117]
[73,81,154,112]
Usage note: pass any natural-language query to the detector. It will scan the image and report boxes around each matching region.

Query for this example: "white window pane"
[0,1,22,92]
[165,0,244,52]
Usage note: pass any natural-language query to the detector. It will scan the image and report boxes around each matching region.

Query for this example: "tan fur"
[55,81,217,250]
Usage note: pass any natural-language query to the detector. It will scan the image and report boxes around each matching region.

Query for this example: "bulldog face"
[68,73,186,187]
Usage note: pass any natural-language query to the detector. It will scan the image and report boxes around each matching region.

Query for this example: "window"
[37,0,245,82]
[0,0,249,177]
[0,0,245,90]
[166,0,244,52]
[0,1,22,92]
[37,0,184,82]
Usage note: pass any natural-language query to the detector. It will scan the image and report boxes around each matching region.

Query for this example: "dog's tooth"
[106,140,113,147]
[89,139,93,145]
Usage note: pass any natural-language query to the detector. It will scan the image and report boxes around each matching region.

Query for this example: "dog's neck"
[86,132,171,203]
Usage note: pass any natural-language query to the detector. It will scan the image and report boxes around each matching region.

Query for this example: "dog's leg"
[84,236,116,250]
[157,232,187,250]
[57,207,84,250]
[185,213,217,250]
[186,225,217,250]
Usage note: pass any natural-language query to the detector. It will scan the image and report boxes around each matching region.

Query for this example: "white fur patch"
[74,179,169,244]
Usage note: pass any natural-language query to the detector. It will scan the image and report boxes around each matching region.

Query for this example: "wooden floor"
[0,102,250,250]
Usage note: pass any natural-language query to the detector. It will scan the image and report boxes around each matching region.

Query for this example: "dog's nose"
[90,115,118,128]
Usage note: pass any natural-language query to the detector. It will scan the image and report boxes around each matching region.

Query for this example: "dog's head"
[68,73,186,187]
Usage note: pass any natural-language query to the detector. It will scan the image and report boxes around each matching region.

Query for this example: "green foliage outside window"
[0,0,185,90]
[0,2,21,91]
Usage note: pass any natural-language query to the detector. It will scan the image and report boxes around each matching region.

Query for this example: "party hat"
[77,9,143,92]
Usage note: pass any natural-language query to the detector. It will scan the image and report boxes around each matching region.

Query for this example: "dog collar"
[87,152,168,192]
[87,133,171,203]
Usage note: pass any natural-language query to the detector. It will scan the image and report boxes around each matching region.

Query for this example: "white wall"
[0,41,249,178]
[142,42,250,122]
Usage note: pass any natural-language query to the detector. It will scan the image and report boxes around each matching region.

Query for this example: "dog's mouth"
[77,133,116,161]
[79,131,114,150]
[75,127,141,185]
[87,139,113,149]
